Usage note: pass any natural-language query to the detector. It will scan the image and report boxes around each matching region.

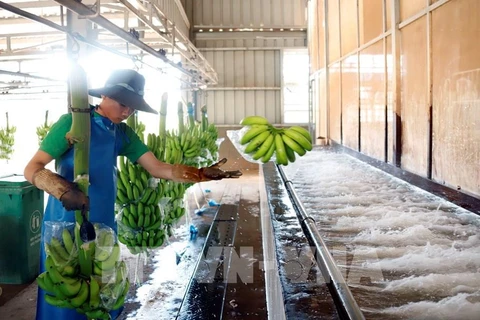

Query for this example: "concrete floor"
[0,169,263,320]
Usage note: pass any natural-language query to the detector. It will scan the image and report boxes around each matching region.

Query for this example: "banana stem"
[177,101,185,135]
[44,110,49,127]
[67,63,93,277]
[187,102,195,130]
[159,92,168,137]
[200,105,208,132]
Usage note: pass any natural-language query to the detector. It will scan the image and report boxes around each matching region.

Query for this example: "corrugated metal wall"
[185,0,307,125]
[309,0,480,198]
[195,32,306,48]
[200,49,282,124]
[187,0,306,28]
[151,0,190,37]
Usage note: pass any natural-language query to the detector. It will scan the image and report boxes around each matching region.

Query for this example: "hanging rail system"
[53,0,211,86]
[117,0,217,85]
[276,164,365,320]
[0,0,215,87]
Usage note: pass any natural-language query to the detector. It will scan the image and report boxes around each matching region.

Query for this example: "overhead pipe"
[277,165,365,320]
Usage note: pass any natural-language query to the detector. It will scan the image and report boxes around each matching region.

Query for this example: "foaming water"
[283,149,480,319]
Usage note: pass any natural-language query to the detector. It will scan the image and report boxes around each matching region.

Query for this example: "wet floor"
[281,148,480,320]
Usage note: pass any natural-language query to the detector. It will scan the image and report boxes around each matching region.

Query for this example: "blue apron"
[36,111,127,320]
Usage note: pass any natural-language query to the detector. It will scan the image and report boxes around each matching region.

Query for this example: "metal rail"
[0,0,208,86]
[54,0,206,84]
[276,164,365,320]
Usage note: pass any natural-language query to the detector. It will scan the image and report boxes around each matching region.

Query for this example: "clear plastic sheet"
[227,128,277,164]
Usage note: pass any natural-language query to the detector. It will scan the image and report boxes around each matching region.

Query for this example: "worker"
[23,69,242,320]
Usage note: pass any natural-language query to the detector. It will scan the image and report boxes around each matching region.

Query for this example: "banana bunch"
[0,112,15,160]
[131,114,146,144]
[159,180,187,226]
[44,229,79,275]
[163,131,186,165]
[37,227,129,318]
[36,110,53,146]
[239,116,313,165]
[197,123,220,167]
[116,156,167,254]
[116,157,163,207]
[146,133,164,160]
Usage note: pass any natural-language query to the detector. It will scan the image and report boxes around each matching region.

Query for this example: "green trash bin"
[0,174,44,284]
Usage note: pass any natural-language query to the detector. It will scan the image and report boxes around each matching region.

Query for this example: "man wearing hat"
[24,69,242,320]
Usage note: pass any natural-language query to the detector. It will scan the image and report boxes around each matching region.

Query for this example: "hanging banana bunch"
[115,154,166,254]
[37,225,129,319]
[116,94,224,253]
[37,64,129,318]
[238,115,313,165]
[115,103,168,254]
[36,110,53,146]
[0,112,16,160]
[198,105,219,167]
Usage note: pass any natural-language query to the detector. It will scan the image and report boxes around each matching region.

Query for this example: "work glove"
[32,168,89,211]
[172,158,242,183]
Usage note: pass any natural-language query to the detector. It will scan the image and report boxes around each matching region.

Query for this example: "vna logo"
[30,210,42,233]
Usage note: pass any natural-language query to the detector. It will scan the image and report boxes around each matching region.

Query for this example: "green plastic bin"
[0,174,44,284]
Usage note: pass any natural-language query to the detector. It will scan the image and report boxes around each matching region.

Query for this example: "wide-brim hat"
[88,69,158,114]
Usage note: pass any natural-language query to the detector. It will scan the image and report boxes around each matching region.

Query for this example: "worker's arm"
[24,150,53,183]
[24,150,89,211]
[136,151,242,183]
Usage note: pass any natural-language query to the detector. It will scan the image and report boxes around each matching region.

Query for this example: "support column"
[66,7,95,111]
[390,0,402,167]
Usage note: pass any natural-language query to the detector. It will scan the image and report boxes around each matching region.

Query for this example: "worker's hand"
[59,185,89,211]
[32,168,89,211]
[172,158,242,183]
[199,158,242,181]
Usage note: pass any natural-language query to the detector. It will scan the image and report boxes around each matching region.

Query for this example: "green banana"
[119,156,127,173]
[245,130,272,153]
[284,128,313,151]
[61,229,75,255]
[51,238,71,261]
[145,218,162,231]
[45,243,67,266]
[281,132,306,156]
[85,309,110,319]
[96,243,120,271]
[89,275,100,309]
[252,132,275,160]
[45,294,73,308]
[70,280,89,308]
[240,125,269,145]
[128,164,137,183]
[284,144,296,163]
[240,115,270,126]
[37,272,55,294]
[274,134,288,165]
[61,265,77,277]
[261,137,277,163]
[289,125,312,141]
[58,277,82,297]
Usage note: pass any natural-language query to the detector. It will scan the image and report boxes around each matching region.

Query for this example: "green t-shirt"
[40,111,149,164]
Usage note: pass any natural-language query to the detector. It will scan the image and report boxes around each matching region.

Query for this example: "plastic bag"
[116,201,167,254]
[227,128,277,164]
[43,221,78,270]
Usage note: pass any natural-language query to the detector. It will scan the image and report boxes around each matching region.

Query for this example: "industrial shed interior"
[0,1,479,320]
